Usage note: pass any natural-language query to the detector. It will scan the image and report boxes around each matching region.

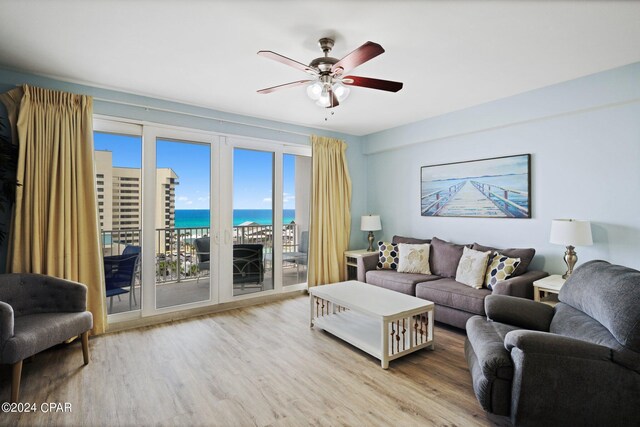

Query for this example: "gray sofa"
[0,273,93,402]
[357,236,548,328]
[465,260,640,426]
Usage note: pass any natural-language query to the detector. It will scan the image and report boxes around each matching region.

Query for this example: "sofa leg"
[81,331,90,365]
[11,360,23,403]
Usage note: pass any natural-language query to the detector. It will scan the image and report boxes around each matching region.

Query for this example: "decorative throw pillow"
[485,252,522,290]
[472,243,535,277]
[397,243,431,274]
[377,241,399,270]
[430,237,469,279]
[455,246,491,289]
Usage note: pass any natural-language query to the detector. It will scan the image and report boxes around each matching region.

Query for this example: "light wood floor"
[1,295,509,426]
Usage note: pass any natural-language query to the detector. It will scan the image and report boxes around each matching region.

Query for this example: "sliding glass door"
[154,138,212,309]
[141,127,219,314]
[282,153,311,286]
[96,117,310,323]
[93,121,143,316]
[231,148,275,296]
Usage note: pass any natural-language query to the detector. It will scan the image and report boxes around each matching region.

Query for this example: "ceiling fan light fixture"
[315,92,331,107]
[332,82,350,102]
[306,81,323,100]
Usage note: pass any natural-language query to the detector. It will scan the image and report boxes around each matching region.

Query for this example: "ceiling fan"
[257,37,403,108]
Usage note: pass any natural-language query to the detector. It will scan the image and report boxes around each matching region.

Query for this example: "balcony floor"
[108,265,307,315]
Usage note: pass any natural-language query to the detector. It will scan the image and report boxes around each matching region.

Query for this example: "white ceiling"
[0,1,639,136]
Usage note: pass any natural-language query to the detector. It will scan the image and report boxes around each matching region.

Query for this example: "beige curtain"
[307,135,352,286]
[7,85,106,335]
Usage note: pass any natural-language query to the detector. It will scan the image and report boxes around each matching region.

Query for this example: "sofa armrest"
[505,330,611,361]
[356,252,379,282]
[491,270,548,299]
[0,301,14,344]
[485,295,554,331]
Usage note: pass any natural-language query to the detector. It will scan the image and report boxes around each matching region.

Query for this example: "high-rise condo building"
[95,150,178,253]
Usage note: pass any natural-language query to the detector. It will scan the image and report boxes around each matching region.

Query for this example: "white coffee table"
[309,280,435,369]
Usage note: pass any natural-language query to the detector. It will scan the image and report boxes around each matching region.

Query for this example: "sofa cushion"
[484,252,521,290]
[416,278,491,315]
[397,243,431,274]
[471,243,534,277]
[376,241,399,270]
[366,270,440,295]
[560,260,640,352]
[456,247,491,289]
[392,235,431,245]
[430,237,468,278]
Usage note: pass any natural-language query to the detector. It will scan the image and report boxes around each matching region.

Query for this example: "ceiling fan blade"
[257,50,316,74]
[342,75,403,92]
[257,80,313,94]
[331,41,385,75]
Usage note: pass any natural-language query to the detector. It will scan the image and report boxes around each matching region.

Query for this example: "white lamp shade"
[550,219,593,246]
[361,215,382,231]
[306,82,323,100]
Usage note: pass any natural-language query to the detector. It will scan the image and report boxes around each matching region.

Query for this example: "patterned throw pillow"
[397,243,431,274]
[377,241,399,270]
[485,252,521,290]
[455,246,491,289]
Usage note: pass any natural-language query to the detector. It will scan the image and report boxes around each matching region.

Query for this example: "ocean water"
[175,209,296,228]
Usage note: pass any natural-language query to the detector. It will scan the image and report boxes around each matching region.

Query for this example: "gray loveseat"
[465,260,640,426]
[357,236,548,328]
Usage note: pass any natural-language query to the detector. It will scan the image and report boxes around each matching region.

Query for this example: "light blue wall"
[0,67,369,271]
[363,62,640,273]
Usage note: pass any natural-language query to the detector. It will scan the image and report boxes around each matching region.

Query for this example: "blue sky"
[94,133,297,210]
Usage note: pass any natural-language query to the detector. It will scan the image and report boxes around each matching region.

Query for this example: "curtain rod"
[92,96,312,138]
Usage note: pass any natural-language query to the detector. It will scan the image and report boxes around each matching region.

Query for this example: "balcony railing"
[100,223,303,284]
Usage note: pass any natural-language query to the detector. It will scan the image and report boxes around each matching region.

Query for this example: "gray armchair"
[464,260,640,426]
[0,273,93,402]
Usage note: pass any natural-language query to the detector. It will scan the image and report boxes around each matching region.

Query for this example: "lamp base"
[367,231,376,252]
[562,245,577,279]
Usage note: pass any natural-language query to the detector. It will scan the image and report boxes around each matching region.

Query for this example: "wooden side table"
[344,249,375,280]
[533,275,566,306]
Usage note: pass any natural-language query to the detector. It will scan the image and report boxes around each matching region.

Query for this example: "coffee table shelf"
[310,281,434,369]
[313,310,383,358]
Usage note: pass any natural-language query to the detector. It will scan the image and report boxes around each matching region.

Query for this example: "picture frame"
[420,154,531,218]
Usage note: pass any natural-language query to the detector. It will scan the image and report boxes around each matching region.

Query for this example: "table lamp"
[361,215,382,252]
[550,219,593,279]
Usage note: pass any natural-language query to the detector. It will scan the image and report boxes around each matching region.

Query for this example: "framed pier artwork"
[420,154,531,218]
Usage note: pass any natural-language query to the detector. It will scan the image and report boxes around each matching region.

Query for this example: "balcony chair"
[233,244,264,288]
[103,252,140,313]
[0,273,93,403]
[194,237,210,284]
[122,245,141,305]
[282,230,308,281]
[193,238,265,287]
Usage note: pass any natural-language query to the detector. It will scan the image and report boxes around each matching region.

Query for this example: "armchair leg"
[11,360,23,403]
[81,331,90,365]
